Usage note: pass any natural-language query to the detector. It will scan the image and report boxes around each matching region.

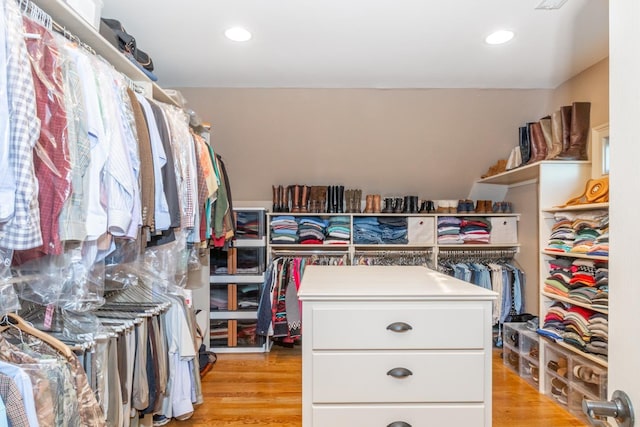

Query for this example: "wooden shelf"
[267,212,520,217]
[541,250,608,261]
[32,0,178,106]
[542,203,609,213]
[541,291,608,315]
[478,160,591,185]
[353,244,434,249]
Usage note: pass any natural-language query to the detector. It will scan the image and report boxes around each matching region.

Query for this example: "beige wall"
[506,57,609,315]
[177,87,553,202]
[177,57,608,316]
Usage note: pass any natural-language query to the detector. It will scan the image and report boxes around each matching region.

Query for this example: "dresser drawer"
[312,404,485,427]
[311,303,487,350]
[312,351,485,403]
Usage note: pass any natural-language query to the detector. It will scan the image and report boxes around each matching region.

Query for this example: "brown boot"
[300,186,310,213]
[560,105,573,154]
[373,195,381,213]
[527,121,547,164]
[539,116,553,157]
[354,190,362,213]
[344,189,353,213]
[280,185,288,212]
[290,185,300,213]
[556,102,591,160]
[364,195,374,213]
[547,109,564,159]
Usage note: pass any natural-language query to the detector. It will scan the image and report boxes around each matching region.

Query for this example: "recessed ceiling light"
[485,30,514,45]
[225,27,252,42]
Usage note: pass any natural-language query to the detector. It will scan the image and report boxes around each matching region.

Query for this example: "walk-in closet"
[2,0,638,426]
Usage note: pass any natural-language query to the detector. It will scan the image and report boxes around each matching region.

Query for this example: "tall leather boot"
[344,190,353,213]
[272,185,278,212]
[560,105,573,155]
[412,196,419,213]
[320,187,328,213]
[300,185,310,213]
[364,195,374,213]
[519,126,531,165]
[547,109,564,159]
[527,121,547,164]
[337,186,345,213]
[291,185,301,213]
[539,116,553,158]
[327,186,334,213]
[401,196,410,213]
[354,190,362,213]
[281,185,288,212]
[556,102,591,160]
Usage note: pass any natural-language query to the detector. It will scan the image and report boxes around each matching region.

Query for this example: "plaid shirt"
[17,17,72,260]
[0,0,42,250]
[0,373,29,427]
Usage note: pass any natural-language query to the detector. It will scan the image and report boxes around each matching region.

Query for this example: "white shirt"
[136,94,171,231]
[73,50,109,240]
[94,60,136,237]
[0,360,39,427]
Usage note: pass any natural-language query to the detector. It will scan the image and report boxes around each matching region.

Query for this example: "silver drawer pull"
[387,423,411,427]
[386,367,413,378]
[386,322,413,333]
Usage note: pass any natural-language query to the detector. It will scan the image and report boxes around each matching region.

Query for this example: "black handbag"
[100,18,154,72]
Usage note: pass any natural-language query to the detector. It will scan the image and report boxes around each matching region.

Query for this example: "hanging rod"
[271,249,348,257]
[354,249,432,257]
[438,247,518,260]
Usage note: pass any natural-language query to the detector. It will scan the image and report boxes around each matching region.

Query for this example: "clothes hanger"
[0,312,74,360]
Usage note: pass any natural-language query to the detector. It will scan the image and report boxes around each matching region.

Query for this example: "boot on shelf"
[337,186,345,213]
[281,185,289,212]
[300,185,310,213]
[527,121,548,164]
[272,185,278,212]
[539,116,553,158]
[290,185,301,213]
[354,189,362,213]
[394,197,404,213]
[364,195,374,213]
[308,186,318,213]
[373,194,381,213]
[412,196,419,213]
[382,198,393,213]
[343,189,351,213]
[519,125,531,165]
[327,186,334,213]
[547,109,564,159]
[556,102,591,160]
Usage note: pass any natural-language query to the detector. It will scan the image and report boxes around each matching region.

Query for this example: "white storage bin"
[490,216,518,244]
[66,0,103,30]
[408,217,435,244]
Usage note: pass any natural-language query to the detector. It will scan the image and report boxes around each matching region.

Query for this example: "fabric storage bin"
[490,216,518,244]
[408,217,435,244]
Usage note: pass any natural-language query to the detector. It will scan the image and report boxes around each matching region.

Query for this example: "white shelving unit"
[266,212,521,267]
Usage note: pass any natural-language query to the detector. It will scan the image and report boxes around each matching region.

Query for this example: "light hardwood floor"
[168,345,587,426]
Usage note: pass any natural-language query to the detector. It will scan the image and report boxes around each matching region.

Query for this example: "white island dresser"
[298,265,498,427]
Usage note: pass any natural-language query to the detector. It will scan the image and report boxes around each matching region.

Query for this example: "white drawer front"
[313,404,485,427]
[311,303,486,350]
[312,351,485,403]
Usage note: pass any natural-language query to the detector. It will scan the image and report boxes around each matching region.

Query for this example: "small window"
[602,135,610,175]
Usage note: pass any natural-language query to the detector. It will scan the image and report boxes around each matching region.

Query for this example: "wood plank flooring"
[168,345,587,426]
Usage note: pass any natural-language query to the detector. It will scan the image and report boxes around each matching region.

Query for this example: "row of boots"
[482,101,591,178]
[521,101,591,164]
[272,185,363,213]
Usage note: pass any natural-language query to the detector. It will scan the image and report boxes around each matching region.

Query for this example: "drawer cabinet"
[298,265,497,427]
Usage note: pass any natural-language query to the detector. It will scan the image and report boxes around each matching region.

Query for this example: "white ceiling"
[100,0,609,89]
